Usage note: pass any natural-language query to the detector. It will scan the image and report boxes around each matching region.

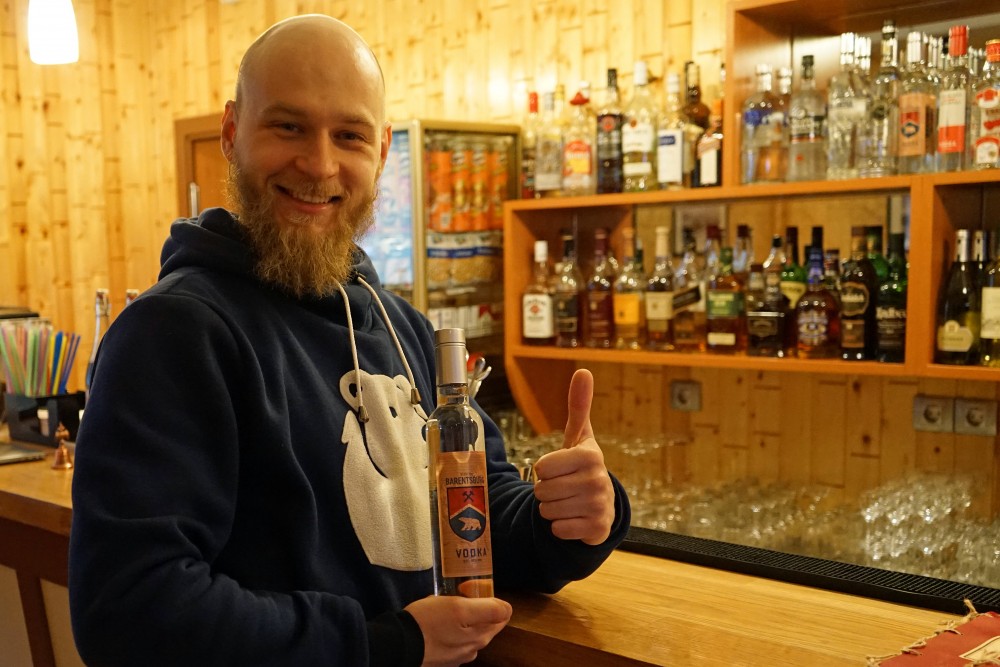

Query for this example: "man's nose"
[296,135,340,180]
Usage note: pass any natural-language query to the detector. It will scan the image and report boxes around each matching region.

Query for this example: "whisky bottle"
[553,231,584,348]
[595,68,624,193]
[521,240,555,345]
[706,247,745,354]
[936,229,981,365]
[866,225,890,282]
[840,226,880,360]
[427,328,493,598]
[584,228,616,348]
[613,227,646,349]
[672,227,706,351]
[746,263,787,357]
[897,31,937,175]
[85,288,111,396]
[645,226,675,350]
[876,231,908,363]
[796,247,841,359]
[622,61,658,192]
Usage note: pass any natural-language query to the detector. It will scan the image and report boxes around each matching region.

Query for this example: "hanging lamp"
[27,0,80,65]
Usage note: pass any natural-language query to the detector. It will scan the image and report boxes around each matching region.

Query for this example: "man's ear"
[220,100,237,162]
[378,122,392,173]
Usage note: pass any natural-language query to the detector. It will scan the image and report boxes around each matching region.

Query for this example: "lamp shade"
[27,0,80,65]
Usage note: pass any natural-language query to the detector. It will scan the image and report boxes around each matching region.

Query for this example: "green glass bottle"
[876,231,907,363]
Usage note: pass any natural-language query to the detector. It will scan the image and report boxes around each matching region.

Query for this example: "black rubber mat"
[620,526,1000,614]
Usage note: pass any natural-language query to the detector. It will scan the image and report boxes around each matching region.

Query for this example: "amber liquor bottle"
[706,247,745,353]
[645,226,675,350]
[796,247,841,358]
[839,226,880,360]
[584,228,616,348]
[521,240,555,345]
[746,264,787,357]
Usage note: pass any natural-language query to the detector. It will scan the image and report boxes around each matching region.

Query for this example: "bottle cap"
[666,72,680,94]
[434,328,468,386]
[634,61,648,86]
[533,239,548,263]
[987,40,1000,62]
[949,25,968,57]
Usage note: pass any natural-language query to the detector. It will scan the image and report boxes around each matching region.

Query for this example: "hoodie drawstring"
[335,279,423,424]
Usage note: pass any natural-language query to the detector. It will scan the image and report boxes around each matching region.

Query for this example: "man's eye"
[274,122,300,133]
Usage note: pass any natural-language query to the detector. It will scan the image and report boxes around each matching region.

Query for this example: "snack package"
[869,603,1000,666]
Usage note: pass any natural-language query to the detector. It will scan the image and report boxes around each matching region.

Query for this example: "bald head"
[234,15,385,114]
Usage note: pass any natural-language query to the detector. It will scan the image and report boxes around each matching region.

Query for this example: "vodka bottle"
[427,328,493,598]
[562,84,596,195]
[521,240,555,344]
[645,226,675,350]
[858,21,900,178]
[613,227,646,349]
[534,91,563,196]
[520,92,540,198]
[657,72,688,190]
[787,55,828,181]
[937,25,972,172]
[897,32,938,174]
[827,33,870,179]
[971,40,1000,170]
[741,64,785,183]
[622,61,658,191]
[85,288,111,396]
[595,69,624,193]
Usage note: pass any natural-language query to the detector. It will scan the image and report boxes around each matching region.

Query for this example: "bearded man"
[69,14,629,667]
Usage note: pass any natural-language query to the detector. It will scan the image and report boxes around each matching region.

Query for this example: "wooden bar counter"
[0,456,957,667]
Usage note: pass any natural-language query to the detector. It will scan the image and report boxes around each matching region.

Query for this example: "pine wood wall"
[0,0,724,391]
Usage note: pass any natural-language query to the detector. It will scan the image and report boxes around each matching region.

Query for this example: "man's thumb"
[562,368,594,449]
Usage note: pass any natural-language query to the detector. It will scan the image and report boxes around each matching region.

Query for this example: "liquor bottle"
[762,234,786,279]
[746,263,787,357]
[672,227,706,351]
[971,40,1000,170]
[622,61,658,192]
[786,55,828,182]
[534,91,563,196]
[553,230,584,348]
[937,25,972,172]
[427,328,493,598]
[521,240,555,345]
[584,228,616,348]
[657,72,688,190]
[645,226,675,350]
[562,84,596,196]
[520,92,540,199]
[823,249,842,304]
[796,246,841,359]
[595,68,624,193]
[779,226,807,309]
[980,233,1000,366]
[827,32,870,179]
[897,31,938,174]
[683,61,711,131]
[876,230,907,363]
[840,226,880,360]
[85,288,111,396]
[858,20,900,178]
[741,64,785,183]
[866,225,890,282]
[706,246,745,353]
[694,97,724,187]
[124,288,139,306]
[936,229,981,364]
[855,36,873,87]
[732,223,754,281]
[613,227,646,349]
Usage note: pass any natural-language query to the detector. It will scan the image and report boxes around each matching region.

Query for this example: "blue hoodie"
[69,208,630,666]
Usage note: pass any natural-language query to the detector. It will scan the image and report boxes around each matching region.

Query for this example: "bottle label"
[898,93,933,157]
[789,112,824,142]
[828,98,868,123]
[435,450,493,579]
[706,291,744,318]
[747,311,781,340]
[645,291,674,325]
[779,281,807,309]
[596,114,624,160]
[841,319,866,349]
[622,120,655,154]
[706,331,736,346]
[876,305,907,351]
[656,129,684,185]
[563,138,594,187]
[554,293,580,334]
[613,292,641,327]
[535,137,563,191]
[839,282,870,317]
[698,142,720,186]
[937,320,976,352]
[797,310,830,347]
[938,89,968,154]
[982,287,1000,339]
[672,284,703,313]
[974,86,1000,166]
[587,292,614,341]
[522,294,554,338]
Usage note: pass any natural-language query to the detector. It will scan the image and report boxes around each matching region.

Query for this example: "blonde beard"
[227,164,377,298]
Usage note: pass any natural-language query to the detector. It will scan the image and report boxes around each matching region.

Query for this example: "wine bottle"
[935,229,980,365]
[427,328,493,598]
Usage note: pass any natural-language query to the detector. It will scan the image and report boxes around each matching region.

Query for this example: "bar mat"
[620,527,1000,614]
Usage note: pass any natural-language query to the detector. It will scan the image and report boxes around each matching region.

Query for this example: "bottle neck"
[437,382,470,406]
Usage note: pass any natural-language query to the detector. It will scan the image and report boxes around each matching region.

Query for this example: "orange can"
[427,136,453,231]
[469,139,490,231]
[487,137,509,230]
[450,138,472,232]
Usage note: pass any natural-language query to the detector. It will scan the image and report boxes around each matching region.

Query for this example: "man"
[69,14,629,667]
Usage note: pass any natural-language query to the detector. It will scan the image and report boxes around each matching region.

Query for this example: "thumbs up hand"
[532,369,616,546]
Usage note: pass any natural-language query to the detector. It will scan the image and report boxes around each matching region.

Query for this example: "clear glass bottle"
[795,247,841,359]
[85,288,111,396]
[595,68,624,193]
[876,230,908,363]
[520,92,540,199]
[645,226,675,351]
[746,263,787,357]
[427,328,493,598]
[840,225,880,360]
[706,246,746,354]
[562,83,596,195]
[897,31,938,174]
[858,21,900,178]
[786,55,828,182]
[694,97,724,187]
[657,72,688,190]
[971,40,1000,170]
[936,229,981,364]
[623,61,658,192]
[553,230,584,348]
[936,25,972,172]
[584,228,616,348]
[521,240,555,345]
[613,227,646,349]
[741,64,785,183]
[534,91,563,196]
[827,32,870,179]
[672,227,706,351]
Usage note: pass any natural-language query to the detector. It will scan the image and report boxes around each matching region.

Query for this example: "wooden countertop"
[0,455,956,666]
